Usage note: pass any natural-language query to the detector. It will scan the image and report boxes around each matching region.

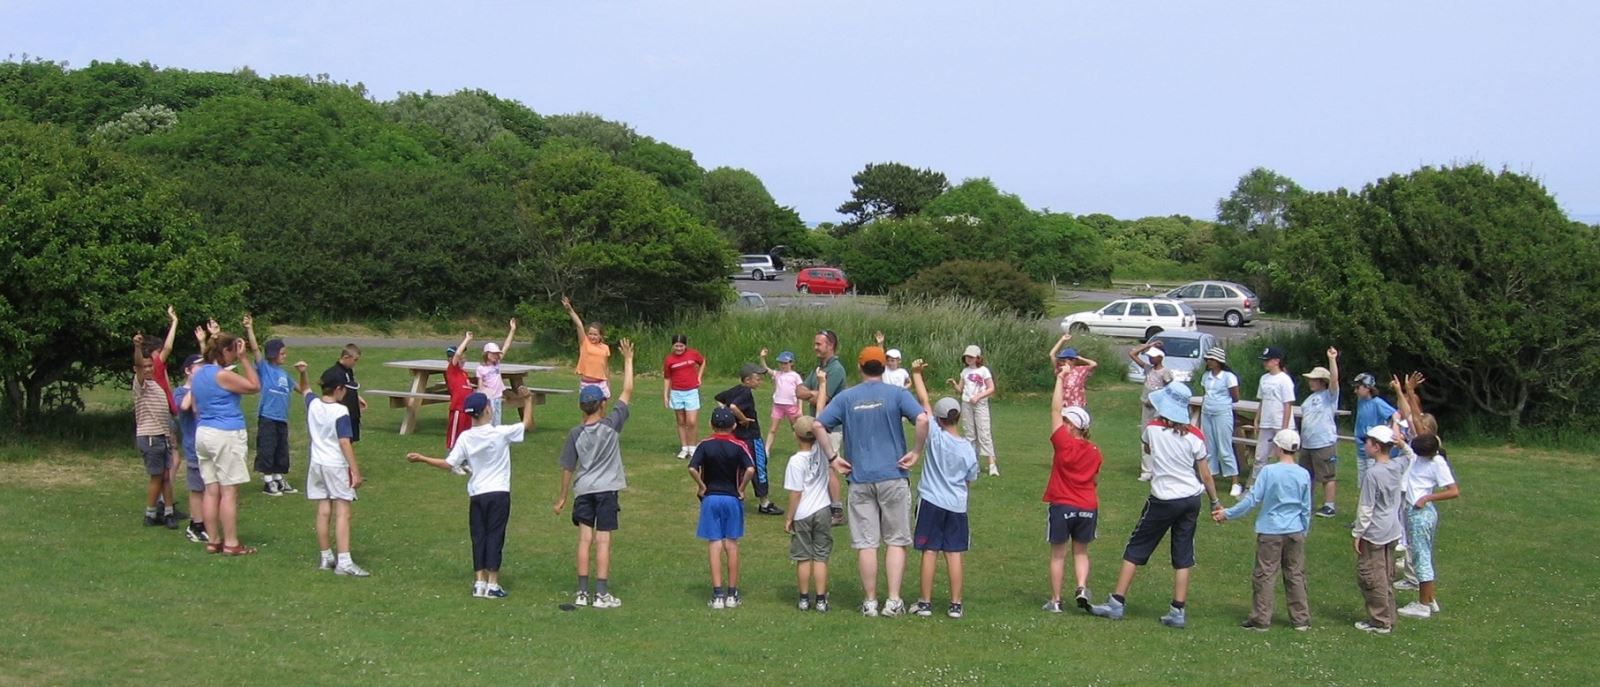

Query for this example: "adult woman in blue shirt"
[192,332,262,555]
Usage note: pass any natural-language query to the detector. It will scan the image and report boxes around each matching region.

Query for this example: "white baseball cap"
[886,348,902,360]
[1146,348,1166,359]
[963,344,982,358]
[1061,405,1092,430]
[1272,428,1302,452]
[1365,425,1396,444]
[483,342,502,354]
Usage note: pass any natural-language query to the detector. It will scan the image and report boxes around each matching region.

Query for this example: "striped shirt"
[133,378,171,437]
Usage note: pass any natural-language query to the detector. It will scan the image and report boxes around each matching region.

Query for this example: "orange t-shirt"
[576,339,610,381]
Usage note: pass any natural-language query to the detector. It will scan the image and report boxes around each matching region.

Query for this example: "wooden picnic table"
[377,360,565,435]
[1188,397,1357,448]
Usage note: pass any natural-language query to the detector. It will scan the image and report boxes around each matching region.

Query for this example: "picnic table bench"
[376,360,569,434]
[1187,397,1358,449]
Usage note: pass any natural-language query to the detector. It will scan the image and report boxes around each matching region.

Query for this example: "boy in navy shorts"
[689,408,756,609]
[909,361,980,618]
[554,339,635,610]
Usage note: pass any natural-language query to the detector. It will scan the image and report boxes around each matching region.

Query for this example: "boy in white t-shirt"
[1247,347,1296,489]
[300,364,369,577]
[783,417,833,612]
[408,392,526,599]
[874,331,911,390]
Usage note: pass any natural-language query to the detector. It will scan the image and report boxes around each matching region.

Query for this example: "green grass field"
[3,345,1596,685]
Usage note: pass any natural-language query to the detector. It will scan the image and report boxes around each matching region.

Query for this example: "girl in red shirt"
[1043,368,1104,614]
[663,334,706,459]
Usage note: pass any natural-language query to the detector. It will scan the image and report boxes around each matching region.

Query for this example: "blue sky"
[6,1,1597,223]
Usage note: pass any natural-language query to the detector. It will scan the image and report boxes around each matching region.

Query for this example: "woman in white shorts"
[191,331,262,555]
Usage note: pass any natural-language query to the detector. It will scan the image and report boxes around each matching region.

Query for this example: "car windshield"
[1155,337,1202,358]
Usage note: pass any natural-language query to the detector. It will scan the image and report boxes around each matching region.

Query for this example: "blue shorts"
[913,499,970,552]
[696,494,744,541]
[669,388,701,411]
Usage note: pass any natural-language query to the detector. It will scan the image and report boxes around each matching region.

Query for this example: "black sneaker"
[163,512,181,529]
[277,478,298,495]
[758,503,783,516]
[262,480,281,497]
[186,522,208,543]
[1315,505,1336,518]
[911,601,933,617]
[143,513,160,527]
[1075,587,1092,612]
[169,506,189,520]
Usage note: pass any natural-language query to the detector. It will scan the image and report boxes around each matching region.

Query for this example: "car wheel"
[1225,310,1243,328]
[752,269,764,281]
[1069,323,1089,335]
[1144,327,1162,342]
[798,284,809,294]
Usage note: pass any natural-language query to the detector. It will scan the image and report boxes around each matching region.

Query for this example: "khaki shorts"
[1299,445,1337,484]
[789,508,834,561]
[306,463,358,501]
[848,478,912,549]
[195,427,250,486]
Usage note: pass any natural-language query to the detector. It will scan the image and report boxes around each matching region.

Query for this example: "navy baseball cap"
[578,385,607,404]
[180,354,203,370]
[776,351,796,363]
[318,368,347,390]
[710,407,737,429]
[463,392,490,417]
[1259,347,1285,361]
[445,346,457,358]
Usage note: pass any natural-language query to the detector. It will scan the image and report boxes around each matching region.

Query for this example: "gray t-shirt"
[559,401,630,496]
[1353,451,1412,546]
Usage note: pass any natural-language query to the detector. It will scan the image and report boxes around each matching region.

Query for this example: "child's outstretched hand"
[874,330,885,346]
[133,333,144,346]
[759,347,769,358]
[405,452,426,463]
[166,305,177,321]
[242,313,253,329]
[910,359,927,374]
[206,319,220,336]
[1211,508,1228,524]
[560,295,574,312]
[618,338,634,359]
[294,361,308,372]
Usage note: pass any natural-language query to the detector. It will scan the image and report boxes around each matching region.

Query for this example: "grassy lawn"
[3,345,1596,685]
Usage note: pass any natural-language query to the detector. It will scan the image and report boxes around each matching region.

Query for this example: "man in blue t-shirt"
[812,346,929,619]
[1351,372,1399,487]
[245,315,298,496]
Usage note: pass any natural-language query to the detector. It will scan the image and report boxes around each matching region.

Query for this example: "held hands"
[830,455,852,475]
[896,451,919,470]
[1211,508,1228,524]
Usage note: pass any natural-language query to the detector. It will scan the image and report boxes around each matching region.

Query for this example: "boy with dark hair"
[244,315,297,496]
[301,363,368,577]
[690,407,756,609]
[133,333,179,529]
[783,417,832,612]
[323,344,366,444]
[554,338,636,610]
[716,363,780,515]
[409,391,525,598]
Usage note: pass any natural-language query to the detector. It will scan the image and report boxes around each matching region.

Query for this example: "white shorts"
[306,463,357,501]
[195,427,249,486]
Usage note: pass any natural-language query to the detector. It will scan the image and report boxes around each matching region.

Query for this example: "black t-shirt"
[689,435,754,497]
[713,384,761,441]
[323,362,361,435]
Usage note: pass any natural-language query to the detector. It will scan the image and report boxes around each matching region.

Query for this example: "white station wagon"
[1060,298,1198,341]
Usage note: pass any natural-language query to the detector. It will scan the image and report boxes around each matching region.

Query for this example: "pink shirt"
[476,363,505,399]
[771,370,803,406]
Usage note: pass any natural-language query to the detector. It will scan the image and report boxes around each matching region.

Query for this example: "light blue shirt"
[817,381,924,484]
[918,427,979,513]
[256,361,292,422]
[1223,461,1311,535]
[1201,370,1238,415]
[1300,388,1338,449]
[1355,396,1398,459]
[191,364,246,431]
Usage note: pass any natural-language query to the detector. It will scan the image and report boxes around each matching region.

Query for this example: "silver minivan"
[1164,280,1257,327]
[735,254,784,281]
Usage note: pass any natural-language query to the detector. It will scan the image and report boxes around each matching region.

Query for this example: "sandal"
[222,544,258,556]
[206,541,224,554]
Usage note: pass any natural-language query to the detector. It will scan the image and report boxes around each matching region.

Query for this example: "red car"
[795,267,850,295]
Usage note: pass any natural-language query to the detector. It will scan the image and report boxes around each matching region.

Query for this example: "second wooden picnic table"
[374,359,565,435]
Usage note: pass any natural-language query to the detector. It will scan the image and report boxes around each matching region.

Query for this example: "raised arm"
[1389,376,1419,432]
[1048,333,1070,362]
[452,332,473,367]
[293,361,310,395]
[1128,341,1155,370]
[1326,347,1340,395]
[909,359,932,414]
[874,330,886,349]
[1076,355,1099,371]
[243,314,262,363]
[194,325,209,358]
[1403,372,1428,430]
[501,318,517,357]
[132,334,148,382]
[561,296,586,343]
[157,306,178,362]
[618,338,636,405]
[758,348,774,376]
[216,338,261,394]
[814,369,829,414]
[1050,367,1065,432]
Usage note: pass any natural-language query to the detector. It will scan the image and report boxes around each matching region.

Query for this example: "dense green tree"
[0,122,243,425]
[1217,167,1305,234]
[835,162,948,231]
[921,178,1032,259]
[700,167,807,253]
[544,112,637,156]
[891,260,1048,318]
[836,217,953,294]
[1015,213,1114,285]
[1271,165,1600,430]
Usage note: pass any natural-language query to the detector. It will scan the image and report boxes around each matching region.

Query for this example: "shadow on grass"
[1,410,129,462]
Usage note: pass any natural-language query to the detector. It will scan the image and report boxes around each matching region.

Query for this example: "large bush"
[890,260,1048,319]
[836,217,953,294]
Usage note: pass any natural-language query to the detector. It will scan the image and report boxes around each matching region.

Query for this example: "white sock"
[164,505,176,516]
[487,583,503,591]
[320,549,334,562]
[474,580,487,591]
[337,552,353,566]
[1325,501,1335,508]
[264,474,275,484]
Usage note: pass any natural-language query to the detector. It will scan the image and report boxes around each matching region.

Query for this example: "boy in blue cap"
[554,339,636,609]
[690,407,756,609]
[408,391,525,597]
[244,315,298,496]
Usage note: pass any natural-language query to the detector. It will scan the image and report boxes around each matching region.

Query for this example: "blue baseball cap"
[775,351,795,363]
[445,346,457,358]
[579,385,607,404]
[1260,347,1285,361]
[180,353,203,370]
[463,392,490,417]
[1057,347,1078,360]
[710,407,737,429]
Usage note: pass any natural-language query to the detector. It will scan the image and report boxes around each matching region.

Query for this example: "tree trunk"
[3,375,23,429]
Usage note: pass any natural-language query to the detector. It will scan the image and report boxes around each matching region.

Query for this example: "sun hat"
[1204,347,1228,363]
[578,385,607,404]
[483,342,502,354]
[886,348,903,360]
[1272,429,1302,452]
[1058,347,1079,360]
[963,344,982,358]
[1150,380,1192,424]
[933,397,961,422]
[858,346,887,367]
[775,351,796,363]
[1061,405,1092,430]
[1365,425,1396,444]
[1302,367,1333,381]
[1146,348,1166,360]
[463,392,490,417]
[710,407,737,429]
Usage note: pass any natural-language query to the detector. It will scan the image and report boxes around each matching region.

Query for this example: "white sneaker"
[1398,601,1432,619]
[709,596,726,610]
[1137,471,1153,482]
[882,598,906,617]
[573,591,589,607]
[1428,600,1440,613]
[318,557,335,571]
[725,593,741,609]
[334,562,371,577]
[592,593,622,609]
[676,446,690,460]
[1229,484,1242,498]
[1354,621,1392,635]
[860,599,879,617]
[1393,579,1419,591]
[988,463,1000,477]
[473,582,489,598]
